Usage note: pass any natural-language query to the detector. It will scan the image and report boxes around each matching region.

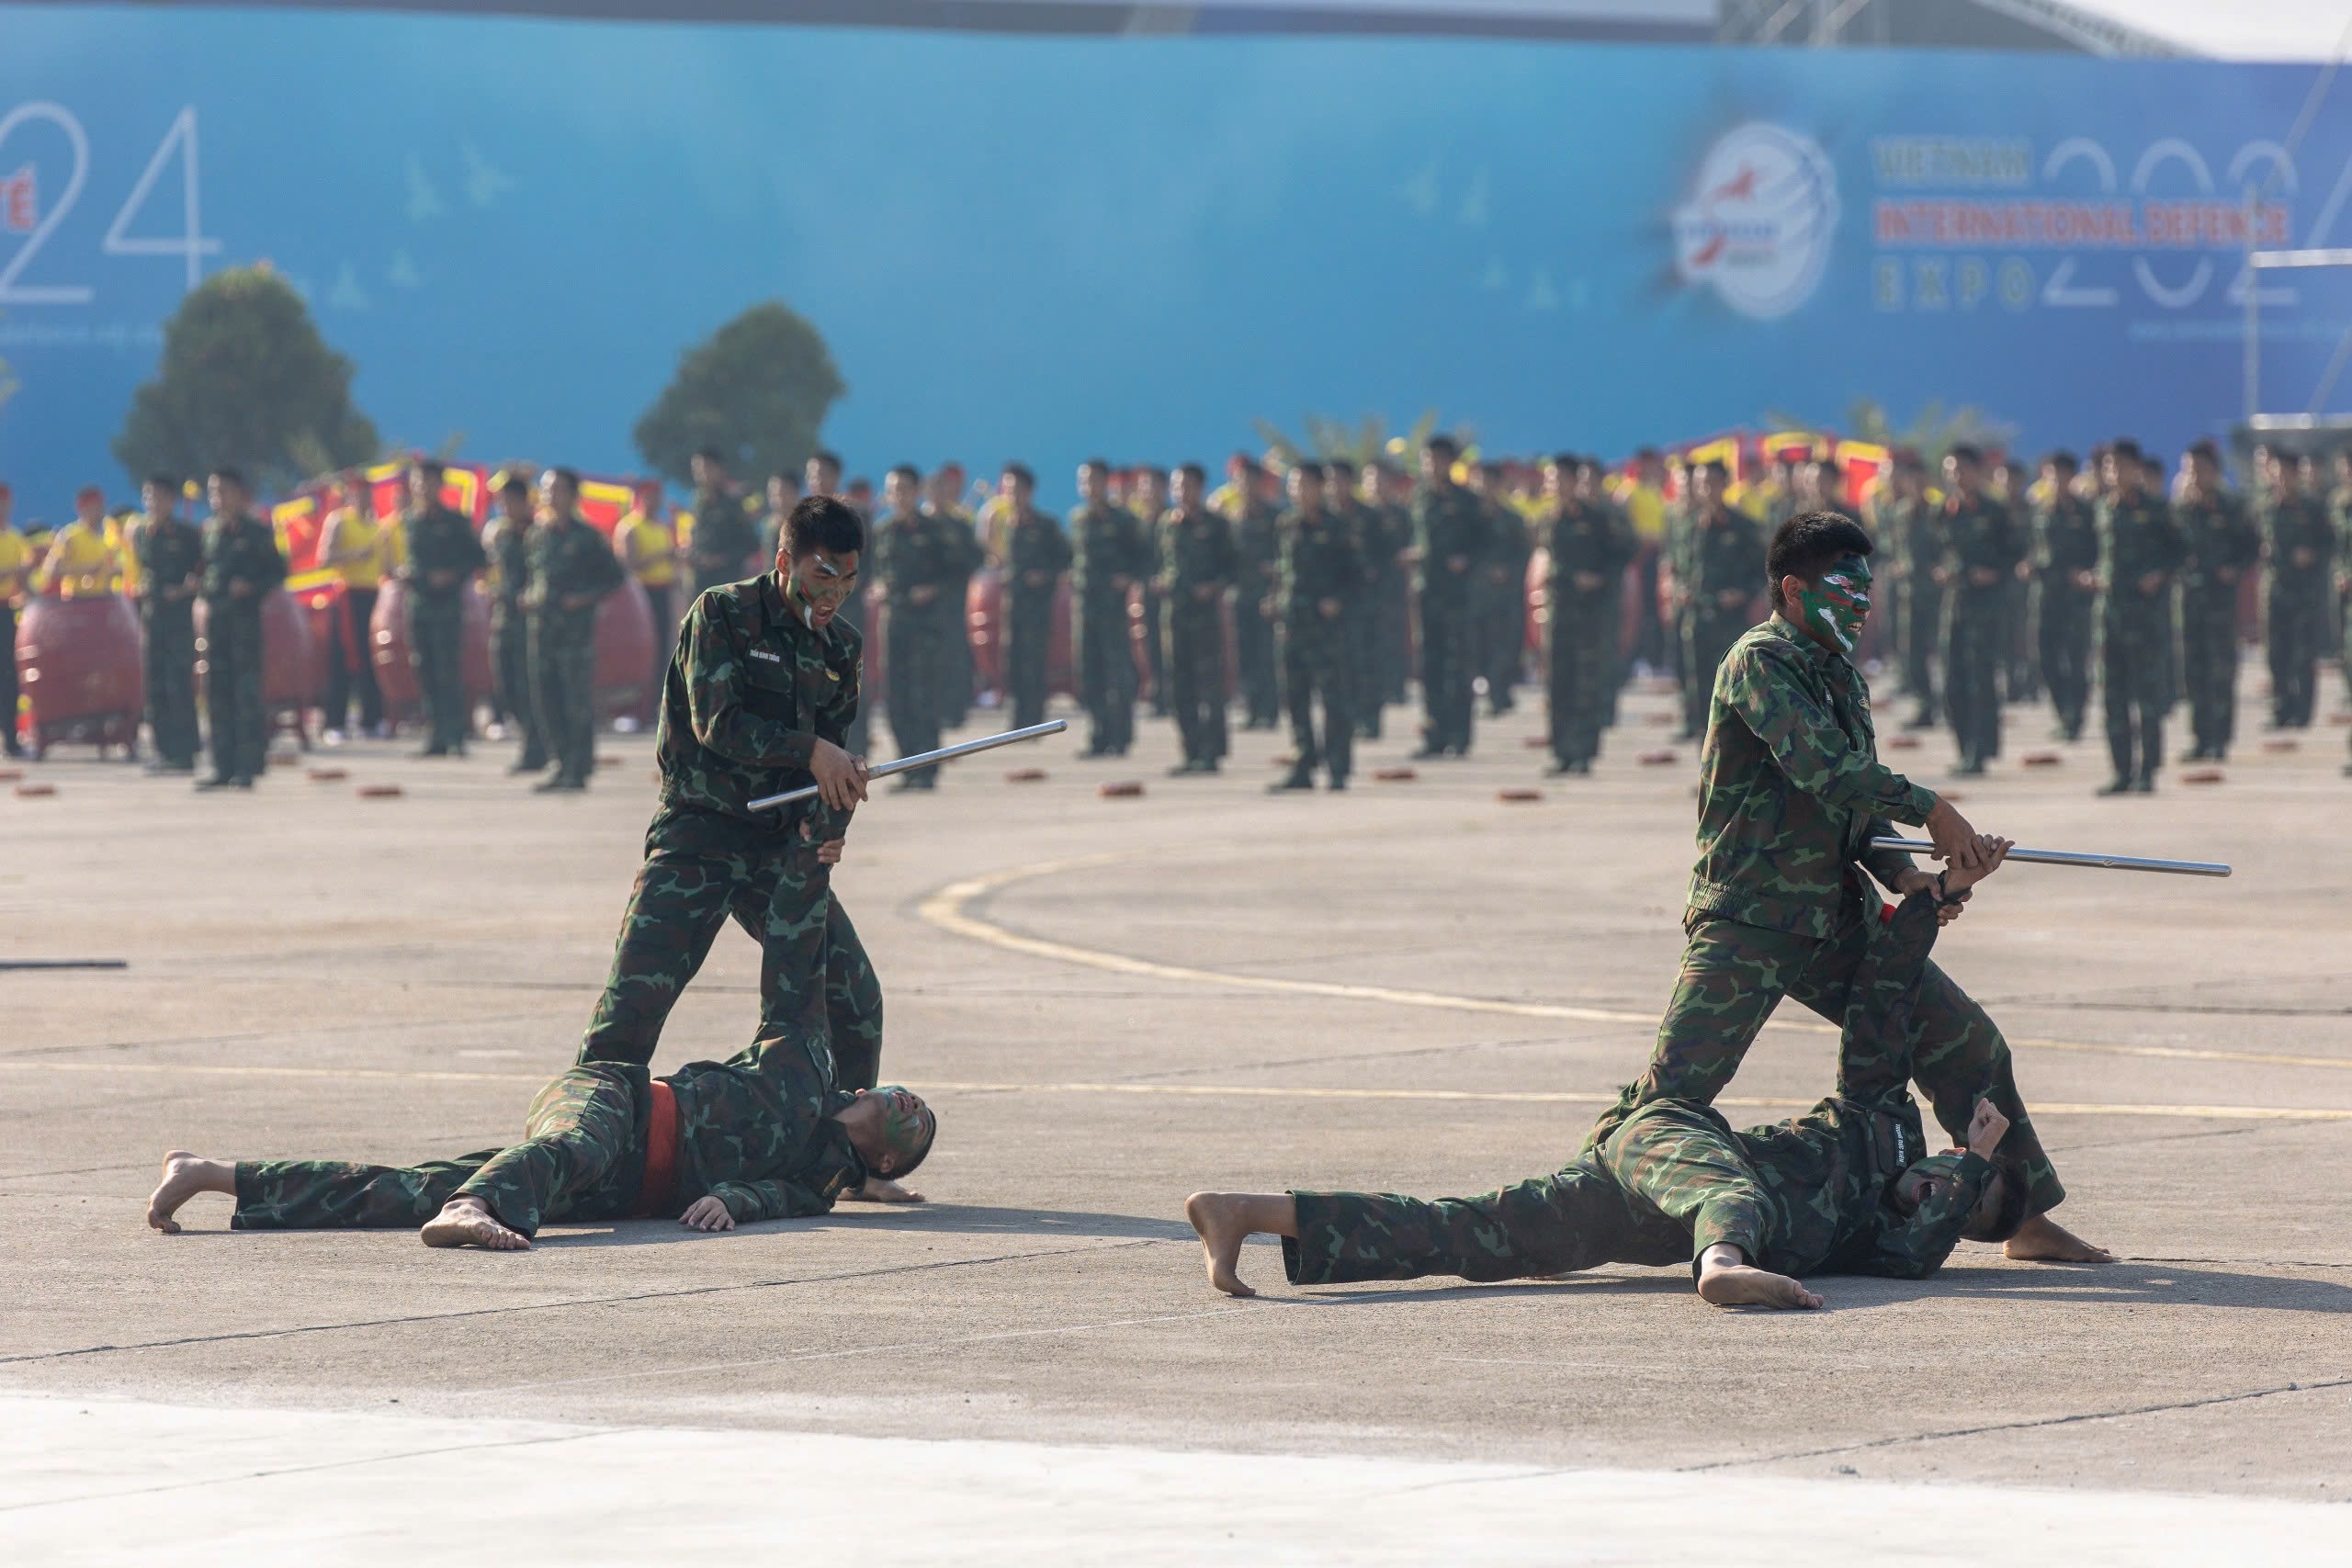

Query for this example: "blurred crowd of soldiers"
[6,429,2349,793]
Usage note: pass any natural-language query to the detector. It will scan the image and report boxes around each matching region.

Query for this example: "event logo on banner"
[1673,122,1841,321]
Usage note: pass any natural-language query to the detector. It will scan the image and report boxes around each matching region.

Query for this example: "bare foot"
[844,1176,925,1204]
[419,1196,530,1251]
[147,1150,232,1234]
[2004,1212,2112,1263]
[1185,1191,1258,1298]
[1696,1258,1824,1310]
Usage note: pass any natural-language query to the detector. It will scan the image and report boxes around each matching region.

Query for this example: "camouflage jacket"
[1683,509,1767,615]
[664,1030,866,1224]
[689,489,760,583]
[654,570,861,832]
[1410,483,1488,604]
[2030,495,2098,590]
[2094,495,2184,626]
[1158,507,1237,598]
[526,513,626,632]
[482,516,533,620]
[871,512,962,625]
[1227,495,1281,597]
[402,503,486,601]
[2259,493,2334,588]
[1936,493,2021,610]
[198,511,288,613]
[1069,503,1149,604]
[1709,892,1993,1278]
[1541,501,1635,604]
[1003,511,1073,604]
[1883,494,1942,587]
[132,516,203,618]
[1689,615,1935,938]
[2173,491,2260,599]
[1275,504,1365,622]
[1361,501,1412,583]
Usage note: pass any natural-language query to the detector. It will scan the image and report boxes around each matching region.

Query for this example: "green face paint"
[1795,553,1871,653]
[872,1085,933,1168]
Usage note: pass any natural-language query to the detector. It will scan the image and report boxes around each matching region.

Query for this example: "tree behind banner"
[633,301,844,489]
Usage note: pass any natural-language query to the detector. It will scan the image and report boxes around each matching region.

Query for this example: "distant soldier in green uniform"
[1270,463,1363,793]
[2173,442,2260,761]
[146,1039,937,1247]
[869,466,956,788]
[1989,456,2039,704]
[758,471,799,567]
[1158,462,1237,775]
[481,476,547,774]
[1934,446,2023,776]
[1411,434,1488,758]
[1069,458,1147,758]
[1677,461,1766,742]
[1469,461,1529,716]
[2028,452,2098,742]
[1538,453,1634,775]
[687,447,758,598]
[524,468,626,793]
[1186,843,2031,1307]
[196,467,288,791]
[2258,450,2334,731]
[1326,458,1381,739]
[1593,510,2103,1263]
[400,458,487,759]
[1128,466,1172,719]
[1880,451,1942,729]
[2093,440,2185,795]
[1221,456,1283,732]
[131,473,204,773]
[1368,462,1417,712]
[925,464,984,729]
[1577,457,1637,727]
[997,462,1070,730]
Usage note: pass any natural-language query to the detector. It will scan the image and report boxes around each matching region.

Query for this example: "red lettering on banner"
[1,165,35,233]
[1872,197,2286,248]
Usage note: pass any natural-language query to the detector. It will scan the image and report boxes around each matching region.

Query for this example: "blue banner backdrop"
[1,6,2344,513]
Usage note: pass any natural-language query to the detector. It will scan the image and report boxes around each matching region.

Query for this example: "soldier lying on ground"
[144,1021,938,1251]
[1185,840,2028,1310]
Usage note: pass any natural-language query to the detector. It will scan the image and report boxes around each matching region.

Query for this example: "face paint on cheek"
[1801,557,1872,652]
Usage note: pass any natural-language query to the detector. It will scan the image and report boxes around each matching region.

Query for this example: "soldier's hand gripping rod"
[1869,838,2232,878]
[747,719,1069,813]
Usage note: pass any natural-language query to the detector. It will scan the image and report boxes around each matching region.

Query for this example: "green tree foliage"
[634,301,844,487]
[113,265,377,491]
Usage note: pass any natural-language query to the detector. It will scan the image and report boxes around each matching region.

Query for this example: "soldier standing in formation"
[2028,452,2098,742]
[1270,463,1363,793]
[196,468,288,791]
[2173,441,2259,761]
[1411,434,1486,759]
[2259,449,2333,732]
[686,447,757,598]
[927,464,984,731]
[1879,452,1941,730]
[1127,466,1171,720]
[1989,456,2038,704]
[481,476,546,774]
[1539,453,1634,775]
[401,459,487,759]
[1470,460,1529,718]
[1368,462,1416,716]
[1222,456,1282,731]
[1935,445,2021,776]
[132,474,204,774]
[759,470,801,566]
[996,462,1070,730]
[1158,462,1236,776]
[2093,440,2183,795]
[1677,462,1766,742]
[1069,458,1145,758]
[524,467,625,793]
[1327,458,1382,740]
[316,473,387,742]
[870,465,956,788]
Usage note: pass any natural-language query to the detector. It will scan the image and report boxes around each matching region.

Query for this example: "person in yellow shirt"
[616,479,678,713]
[318,474,390,739]
[0,482,30,758]
[36,488,121,598]
[107,510,146,599]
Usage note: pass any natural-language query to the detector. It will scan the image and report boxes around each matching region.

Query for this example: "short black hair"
[768,470,802,491]
[498,476,531,501]
[2109,438,2143,464]
[1001,461,1035,489]
[1424,434,1460,460]
[892,1103,938,1179]
[1547,452,1577,470]
[1945,444,1983,468]
[2042,450,2078,474]
[143,472,178,492]
[1767,510,1873,595]
[546,466,582,491]
[784,495,865,560]
[810,449,843,474]
[1698,458,1729,481]
[887,463,921,485]
[2188,438,2222,466]
[1962,1154,2031,1244]
[413,457,447,481]
[1079,457,1110,478]
[209,465,247,489]
[1478,460,1506,479]
[1293,461,1327,484]
[1326,457,1357,478]
[1177,461,1206,485]
[694,446,726,466]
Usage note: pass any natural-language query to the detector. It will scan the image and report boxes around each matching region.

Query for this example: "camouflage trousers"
[1940,592,2005,770]
[1236,594,1279,727]
[2031,586,2092,738]
[232,1063,650,1235]
[1899,581,1943,719]
[1479,575,1523,713]
[579,806,881,1089]
[492,612,545,764]
[1418,591,1476,752]
[1003,594,1057,729]
[1280,616,1354,783]
[1588,906,2063,1215]
[1138,584,1168,716]
[1285,1100,1768,1287]
[1162,599,1228,763]
[409,593,469,750]
[529,611,598,784]
[2177,590,2241,755]
[2264,577,2326,728]
[1680,609,1747,739]
[1074,593,1136,753]
[201,604,267,781]
[141,606,199,767]
[1345,598,1385,738]
[885,610,945,764]
[2098,610,2170,783]
[1545,604,1613,766]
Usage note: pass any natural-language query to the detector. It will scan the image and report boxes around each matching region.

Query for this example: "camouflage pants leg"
[2179,595,2238,754]
[1902,584,1942,719]
[1139,585,1168,716]
[233,1150,495,1230]
[1282,621,1353,783]
[411,595,469,750]
[205,609,267,779]
[886,615,942,763]
[1680,613,1740,738]
[1165,602,1227,762]
[1284,1156,1683,1286]
[1076,599,1133,753]
[2035,590,2091,737]
[530,615,597,782]
[1546,610,1608,766]
[1237,602,1278,726]
[1480,580,1521,713]
[824,895,883,1092]
[1941,607,2001,769]
[2099,618,2166,782]
[1598,1100,1770,1270]
[1005,596,1054,730]
[142,609,198,766]
[1418,593,1475,751]
[493,615,547,764]
[1381,573,1412,706]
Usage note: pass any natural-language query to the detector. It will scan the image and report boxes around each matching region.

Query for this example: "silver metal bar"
[2248,247,2352,268]
[2247,412,2352,431]
[747,719,1068,813]
[1870,839,2232,879]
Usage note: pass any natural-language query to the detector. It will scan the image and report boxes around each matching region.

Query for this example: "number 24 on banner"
[0,102,220,306]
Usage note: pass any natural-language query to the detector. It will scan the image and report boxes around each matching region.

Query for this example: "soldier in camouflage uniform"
[2173,442,2260,761]
[1469,461,1530,717]
[1158,462,1237,774]
[525,468,627,792]
[1881,451,1942,729]
[1222,457,1283,731]
[1327,459,1382,740]
[1411,435,1488,758]
[1597,511,2100,1262]
[997,462,1071,730]
[1128,466,1172,719]
[2336,477,2352,778]
[146,1040,938,1247]
[1069,458,1148,757]
[1579,457,1637,728]
[687,448,759,598]
[1270,463,1363,793]
[131,474,204,773]
[2094,442,2185,795]
[401,458,488,758]
[1990,457,2039,704]
[869,466,961,788]
[2028,453,2098,742]
[1677,462,1766,742]
[1186,848,2029,1306]
[1370,462,1417,711]
[1935,446,2024,776]
[1538,454,1634,775]
[196,468,288,791]
[481,476,548,773]
[2258,451,2334,731]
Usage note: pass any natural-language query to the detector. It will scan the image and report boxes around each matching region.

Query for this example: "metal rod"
[2248,246,2352,268]
[1870,839,2232,878]
[747,719,1068,813]
[0,959,129,971]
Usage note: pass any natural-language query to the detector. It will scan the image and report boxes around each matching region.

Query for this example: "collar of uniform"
[1767,610,1841,670]
[758,570,797,631]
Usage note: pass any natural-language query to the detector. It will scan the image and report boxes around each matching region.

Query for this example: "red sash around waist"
[631,1077,680,1219]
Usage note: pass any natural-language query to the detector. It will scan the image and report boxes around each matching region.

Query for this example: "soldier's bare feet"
[2004,1212,2112,1263]
[147,1150,233,1234]
[843,1176,925,1204]
[1186,1192,1261,1297]
[1695,1247,1824,1310]
[420,1196,530,1251]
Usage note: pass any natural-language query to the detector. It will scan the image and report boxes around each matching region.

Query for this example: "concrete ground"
[3,669,2348,1562]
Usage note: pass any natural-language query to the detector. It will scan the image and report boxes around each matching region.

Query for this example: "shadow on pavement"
[1928,1259,2352,1314]
[534,1203,1193,1248]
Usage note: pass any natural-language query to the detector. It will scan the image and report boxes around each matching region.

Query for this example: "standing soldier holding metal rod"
[997,463,1070,731]
[1410,434,1487,759]
[1935,445,2022,777]
[2258,449,2333,732]
[2093,440,2185,795]
[401,458,487,759]
[1270,463,1363,793]
[2029,452,2098,742]
[1069,458,1147,758]
[524,468,625,793]
[2174,441,2260,762]
[482,476,547,774]
[1158,462,1237,776]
